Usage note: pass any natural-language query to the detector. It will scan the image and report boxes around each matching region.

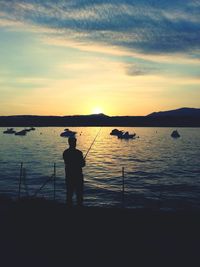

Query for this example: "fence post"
[53,163,56,201]
[18,162,23,200]
[122,167,125,207]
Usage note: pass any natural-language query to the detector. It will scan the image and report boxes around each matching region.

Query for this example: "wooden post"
[122,167,125,207]
[53,163,56,201]
[18,162,23,200]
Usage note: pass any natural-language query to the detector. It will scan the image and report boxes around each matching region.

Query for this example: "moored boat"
[24,127,36,132]
[15,130,27,136]
[3,128,16,134]
[171,130,180,138]
[110,129,124,136]
[60,129,76,137]
[118,131,136,139]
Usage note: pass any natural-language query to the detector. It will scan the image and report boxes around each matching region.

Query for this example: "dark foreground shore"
[0,196,200,266]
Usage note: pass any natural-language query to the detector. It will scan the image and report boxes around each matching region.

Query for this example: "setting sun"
[92,107,103,114]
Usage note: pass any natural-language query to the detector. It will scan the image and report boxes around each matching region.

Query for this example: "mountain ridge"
[0,108,199,127]
[147,107,200,117]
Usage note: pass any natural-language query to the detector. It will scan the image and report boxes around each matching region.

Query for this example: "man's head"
[68,137,77,148]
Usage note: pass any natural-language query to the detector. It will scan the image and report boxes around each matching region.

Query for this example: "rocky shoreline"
[0,196,200,266]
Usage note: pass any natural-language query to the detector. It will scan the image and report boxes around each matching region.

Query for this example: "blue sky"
[0,0,199,115]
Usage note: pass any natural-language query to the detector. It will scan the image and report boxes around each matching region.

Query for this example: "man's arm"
[81,152,86,167]
[63,150,68,164]
[63,151,66,161]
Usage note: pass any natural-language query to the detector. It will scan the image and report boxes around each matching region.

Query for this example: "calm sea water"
[0,127,200,210]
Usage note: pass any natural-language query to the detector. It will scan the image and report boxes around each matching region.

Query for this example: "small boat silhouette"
[23,127,36,132]
[60,129,76,137]
[171,130,180,138]
[118,131,136,139]
[15,130,27,136]
[3,128,16,134]
[110,129,124,136]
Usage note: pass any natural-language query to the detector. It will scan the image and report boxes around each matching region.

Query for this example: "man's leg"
[66,179,73,206]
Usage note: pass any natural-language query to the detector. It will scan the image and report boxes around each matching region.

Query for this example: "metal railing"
[18,162,57,201]
[17,162,126,206]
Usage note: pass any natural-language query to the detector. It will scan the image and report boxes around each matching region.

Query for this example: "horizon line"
[0,106,200,117]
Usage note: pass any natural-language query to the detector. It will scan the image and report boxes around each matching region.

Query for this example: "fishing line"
[84,127,101,160]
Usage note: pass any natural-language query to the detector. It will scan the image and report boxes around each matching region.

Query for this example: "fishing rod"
[33,129,101,197]
[84,127,101,160]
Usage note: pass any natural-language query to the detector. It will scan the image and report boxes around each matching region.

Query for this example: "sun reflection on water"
[0,127,200,209]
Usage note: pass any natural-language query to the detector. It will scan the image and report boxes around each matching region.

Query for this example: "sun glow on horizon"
[92,107,103,114]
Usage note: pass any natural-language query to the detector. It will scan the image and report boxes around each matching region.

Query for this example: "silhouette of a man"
[63,137,85,206]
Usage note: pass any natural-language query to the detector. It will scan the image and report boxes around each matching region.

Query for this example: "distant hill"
[147,107,200,117]
[0,108,200,127]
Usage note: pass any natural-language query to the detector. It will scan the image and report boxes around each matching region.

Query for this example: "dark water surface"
[0,127,200,210]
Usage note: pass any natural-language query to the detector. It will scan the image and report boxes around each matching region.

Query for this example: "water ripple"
[0,126,200,210]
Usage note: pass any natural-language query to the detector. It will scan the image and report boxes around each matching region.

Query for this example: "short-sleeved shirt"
[63,148,85,178]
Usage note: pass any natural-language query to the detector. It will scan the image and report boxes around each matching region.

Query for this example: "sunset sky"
[0,0,200,116]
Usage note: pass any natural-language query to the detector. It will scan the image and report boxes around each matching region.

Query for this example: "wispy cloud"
[0,0,200,56]
[125,63,159,76]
